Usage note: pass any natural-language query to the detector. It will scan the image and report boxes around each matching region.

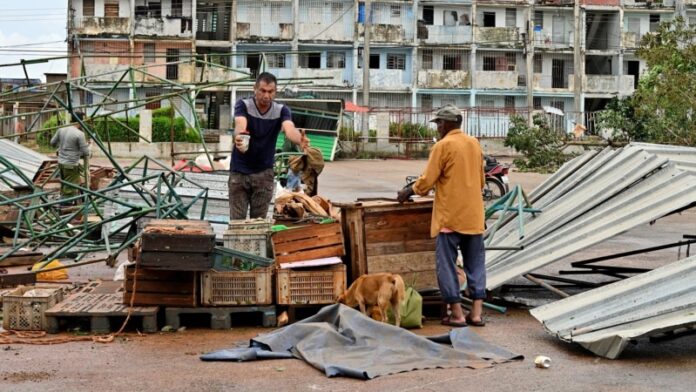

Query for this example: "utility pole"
[526,9,534,126]
[573,0,583,125]
[362,0,371,137]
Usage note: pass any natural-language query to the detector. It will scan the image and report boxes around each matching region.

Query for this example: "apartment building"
[67,0,693,135]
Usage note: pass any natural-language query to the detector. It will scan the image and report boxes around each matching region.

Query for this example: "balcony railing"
[474,27,521,47]
[420,25,473,45]
[134,17,193,37]
[236,22,294,40]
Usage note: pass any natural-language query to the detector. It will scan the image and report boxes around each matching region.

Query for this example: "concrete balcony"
[533,29,574,49]
[623,0,674,7]
[421,25,472,45]
[574,74,635,94]
[71,17,130,35]
[134,17,193,37]
[474,71,519,89]
[622,31,640,49]
[358,24,411,43]
[355,69,409,89]
[417,70,470,89]
[474,27,521,47]
[297,21,353,42]
[82,64,131,82]
[195,67,249,84]
[237,23,294,41]
[533,74,572,91]
[296,68,348,87]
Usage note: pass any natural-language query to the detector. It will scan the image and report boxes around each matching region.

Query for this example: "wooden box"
[123,265,197,307]
[336,199,438,290]
[271,222,345,266]
[139,219,215,271]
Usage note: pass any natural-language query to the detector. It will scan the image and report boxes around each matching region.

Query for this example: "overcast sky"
[0,1,68,81]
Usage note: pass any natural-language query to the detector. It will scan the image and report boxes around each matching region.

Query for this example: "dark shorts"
[228,168,275,219]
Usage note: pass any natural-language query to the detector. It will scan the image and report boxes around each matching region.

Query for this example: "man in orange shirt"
[397,105,486,327]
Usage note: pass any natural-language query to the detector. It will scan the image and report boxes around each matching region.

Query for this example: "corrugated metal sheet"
[0,139,50,190]
[530,254,696,359]
[485,143,696,289]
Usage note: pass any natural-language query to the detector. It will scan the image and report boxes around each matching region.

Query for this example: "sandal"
[465,314,486,327]
[441,317,467,328]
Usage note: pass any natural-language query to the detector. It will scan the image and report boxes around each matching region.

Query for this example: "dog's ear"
[337,293,345,303]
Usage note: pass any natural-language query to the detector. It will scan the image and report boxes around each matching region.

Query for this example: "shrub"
[504,114,570,172]
[389,122,436,139]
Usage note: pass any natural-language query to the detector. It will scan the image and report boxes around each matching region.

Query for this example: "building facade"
[67,0,694,136]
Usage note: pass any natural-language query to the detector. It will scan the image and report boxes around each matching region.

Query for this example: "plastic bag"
[388,286,423,329]
[31,259,69,281]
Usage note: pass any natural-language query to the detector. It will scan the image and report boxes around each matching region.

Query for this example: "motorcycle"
[405,155,509,204]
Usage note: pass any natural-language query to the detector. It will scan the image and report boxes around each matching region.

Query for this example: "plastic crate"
[201,268,273,306]
[2,286,64,331]
[276,264,346,305]
[223,219,272,258]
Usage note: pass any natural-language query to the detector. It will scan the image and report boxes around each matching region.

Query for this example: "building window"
[166,48,179,80]
[483,12,495,27]
[104,0,119,18]
[146,92,162,110]
[481,98,495,108]
[422,6,434,25]
[390,5,401,18]
[327,52,345,68]
[299,53,321,68]
[421,95,432,111]
[534,11,543,29]
[267,53,286,68]
[387,53,405,70]
[369,53,380,69]
[649,14,660,32]
[421,49,433,69]
[442,97,456,107]
[443,11,458,27]
[443,54,462,71]
[83,0,95,17]
[505,8,516,28]
[144,43,156,63]
[551,100,565,112]
[505,96,515,109]
[505,52,516,71]
[331,2,343,19]
[171,0,183,17]
[534,54,542,73]
[533,97,542,110]
[483,56,496,71]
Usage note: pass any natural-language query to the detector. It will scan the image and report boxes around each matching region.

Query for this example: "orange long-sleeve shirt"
[413,129,485,238]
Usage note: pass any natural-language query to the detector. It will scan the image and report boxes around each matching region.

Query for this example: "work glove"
[397,185,415,204]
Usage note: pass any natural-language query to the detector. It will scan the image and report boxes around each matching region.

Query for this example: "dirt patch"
[1,370,55,383]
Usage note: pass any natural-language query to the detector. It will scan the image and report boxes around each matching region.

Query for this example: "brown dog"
[337,273,405,327]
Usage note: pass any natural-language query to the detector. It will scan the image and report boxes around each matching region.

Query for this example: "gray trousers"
[435,232,487,302]
[228,168,275,219]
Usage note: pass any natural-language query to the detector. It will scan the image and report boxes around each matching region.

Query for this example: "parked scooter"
[404,155,509,203]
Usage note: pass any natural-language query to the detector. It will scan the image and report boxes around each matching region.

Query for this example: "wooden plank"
[365,239,436,256]
[138,251,213,271]
[275,244,345,264]
[146,219,210,227]
[341,208,366,282]
[0,251,44,267]
[271,223,341,243]
[364,227,432,244]
[367,251,439,290]
[334,199,433,212]
[123,292,196,307]
[140,234,215,253]
[363,210,432,231]
[125,266,196,282]
[124,280,194,294]
[273,233,343,255]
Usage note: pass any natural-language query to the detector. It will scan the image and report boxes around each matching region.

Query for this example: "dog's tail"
[391,274,406,304]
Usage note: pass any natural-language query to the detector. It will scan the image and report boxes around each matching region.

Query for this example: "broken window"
[104,0,119,18]
[649,14,660,32]
[421,49,433,69]
[422,6,433,25]
[443,11,458,26]
[443,54,462,71]
[327,52,345,68]
[483,12,495,28]
[387,53,406,70]
[83,0,95,17]
[299,53,321,69]
[144,43,156,64]
[171,0,183,17]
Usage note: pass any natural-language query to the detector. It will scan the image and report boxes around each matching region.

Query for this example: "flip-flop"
[465,314,486,327]
[441,317,467,328]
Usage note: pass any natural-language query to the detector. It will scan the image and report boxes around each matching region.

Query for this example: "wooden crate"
[200,268,273,306]
[271,222,345,266]
[123,265,197,307]
[139,219,215,271]
[276,264,346,305]
[336,199,438,290]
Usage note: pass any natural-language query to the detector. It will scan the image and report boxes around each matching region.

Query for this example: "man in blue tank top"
[230,72,307,219]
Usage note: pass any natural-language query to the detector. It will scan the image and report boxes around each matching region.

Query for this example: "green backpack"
[387,286,423,329]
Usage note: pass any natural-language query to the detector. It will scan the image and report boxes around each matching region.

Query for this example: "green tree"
[505,114,568,172]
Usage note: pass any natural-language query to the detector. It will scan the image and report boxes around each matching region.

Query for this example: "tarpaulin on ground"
[201,304,522,379]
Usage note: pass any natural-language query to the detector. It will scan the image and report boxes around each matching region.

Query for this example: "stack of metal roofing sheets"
[0,139,50,191]
[485,143,696,290]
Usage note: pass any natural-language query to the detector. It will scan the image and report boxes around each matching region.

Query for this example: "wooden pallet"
[45,293,158,334]
[165,305,276,329]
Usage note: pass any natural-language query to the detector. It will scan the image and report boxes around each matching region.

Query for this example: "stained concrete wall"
[417,70,470,89]
[423,25,473,44]
[474,71,518,89]
[134,17,193,37]
[296,69,347,87]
